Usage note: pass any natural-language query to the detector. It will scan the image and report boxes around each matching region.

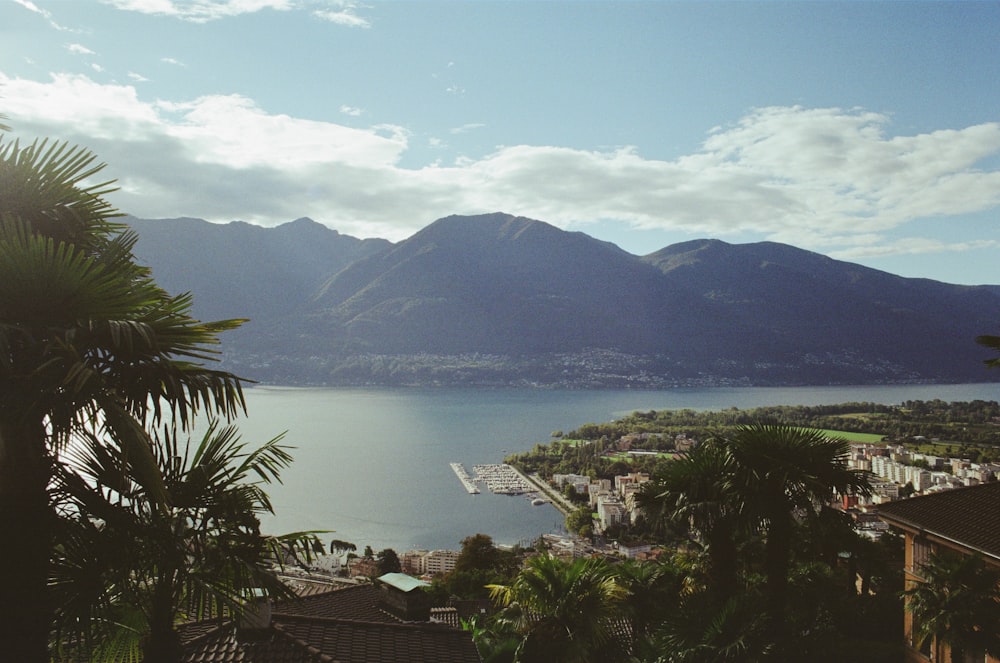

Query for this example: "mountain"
[126,215,390,327]
[309,213,667,355]
[126,213,1000,388]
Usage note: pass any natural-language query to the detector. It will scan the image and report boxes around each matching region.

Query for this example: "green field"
[804,428,886,444]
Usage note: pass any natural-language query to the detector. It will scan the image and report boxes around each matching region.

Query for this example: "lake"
[237,383,1000,554]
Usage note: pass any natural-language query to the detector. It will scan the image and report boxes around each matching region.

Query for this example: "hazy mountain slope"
[123,213,1000,387]
[126,216,390,323]
[309,213,667,354]
[643,239,1000,379]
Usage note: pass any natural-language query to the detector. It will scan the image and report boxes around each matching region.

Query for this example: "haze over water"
[241,384,1000,553]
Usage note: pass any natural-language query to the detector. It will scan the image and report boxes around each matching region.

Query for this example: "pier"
[450,462,480,494]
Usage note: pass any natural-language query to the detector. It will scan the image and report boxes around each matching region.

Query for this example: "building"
[425,549,461,576]
[347,556,379,579]
[877,481,1000,663]
[179,577,482,662]
[402,549,429,576]
[596,494,628,532]
[553,472,591,495]
[399,548,461,576]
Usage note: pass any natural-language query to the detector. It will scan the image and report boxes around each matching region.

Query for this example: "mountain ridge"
[126,213,1000,388]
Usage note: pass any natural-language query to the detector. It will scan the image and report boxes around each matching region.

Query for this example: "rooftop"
[876,481,1000,560]
[180,582,482,663]
[377,572,430,593]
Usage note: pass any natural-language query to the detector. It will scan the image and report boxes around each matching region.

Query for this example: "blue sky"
[3,1,1000,284]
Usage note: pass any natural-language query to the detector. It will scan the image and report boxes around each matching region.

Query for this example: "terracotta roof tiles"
[876,481,1000,560]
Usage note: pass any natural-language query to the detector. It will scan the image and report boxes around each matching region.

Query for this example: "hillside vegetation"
[508,400,1000,478]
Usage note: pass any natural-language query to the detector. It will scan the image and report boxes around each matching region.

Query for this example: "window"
[912,537,932,576]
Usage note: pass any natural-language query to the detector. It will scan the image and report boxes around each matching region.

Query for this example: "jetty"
[450,462,480,494]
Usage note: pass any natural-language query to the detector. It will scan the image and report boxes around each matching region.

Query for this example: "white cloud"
[160,57,186,67]
[830,238,1000,261]
[128,72,150,82]
[101,0,295,23]
[450,123,485,135]
[340,105,363,117]
[67,44,96,55]
[13,0,74,31]
[314,7,370,29]
[100,0,371,26]
[2,74,999,257]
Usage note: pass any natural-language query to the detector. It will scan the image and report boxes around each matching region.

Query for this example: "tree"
[455,533,503,574]
[0,135,246,661]
[720,423,870,626]
[566,505,595,537]
[376,548,402,575]
[655,590,769,663]
[487,554,625,663]
[976,332,1000,368]
[330,539,357,556]
[612,558,685,655]
[635,442,743,600]
[50,421,320,663]
[905,550,1000,663]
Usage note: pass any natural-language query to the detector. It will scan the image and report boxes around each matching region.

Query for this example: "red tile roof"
[876,481,1000,560]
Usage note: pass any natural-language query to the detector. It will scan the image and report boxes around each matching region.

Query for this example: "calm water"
[237,383,1000,553]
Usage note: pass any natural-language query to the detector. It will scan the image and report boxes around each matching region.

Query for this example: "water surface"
[238,383,1000,552]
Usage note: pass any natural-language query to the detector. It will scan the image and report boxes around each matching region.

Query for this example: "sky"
[2,0,1000,285]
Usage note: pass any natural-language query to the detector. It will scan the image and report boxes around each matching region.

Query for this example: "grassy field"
[803,428,886,444]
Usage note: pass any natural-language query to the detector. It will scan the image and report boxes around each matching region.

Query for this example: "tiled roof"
[876,481,1000,560]
[179,584,483,663]
[430,607,462,629]
[180,624,331,663]
[274,584,400,623]
[278,575,352,598]
[276,615,482,663]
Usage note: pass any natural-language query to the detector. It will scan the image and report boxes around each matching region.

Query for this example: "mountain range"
[126,213,1000,388]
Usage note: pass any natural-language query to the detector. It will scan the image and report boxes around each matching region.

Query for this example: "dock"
[450,462,480,494]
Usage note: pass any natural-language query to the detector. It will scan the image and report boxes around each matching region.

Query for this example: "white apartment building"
[597,494,628,532]
[425,549,460,575]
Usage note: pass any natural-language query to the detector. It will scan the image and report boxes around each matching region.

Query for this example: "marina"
[472,463,534,495]
[449,462,480,494]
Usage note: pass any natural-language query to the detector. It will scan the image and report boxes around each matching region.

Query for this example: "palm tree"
[612,557,685,657]
[50,421,321,663]
[635,442,744,600]
[905,550,1000,663]
[488,554,626,663]
[720,423,871,629]
[655,589,770,663]
[0,135,246,661]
